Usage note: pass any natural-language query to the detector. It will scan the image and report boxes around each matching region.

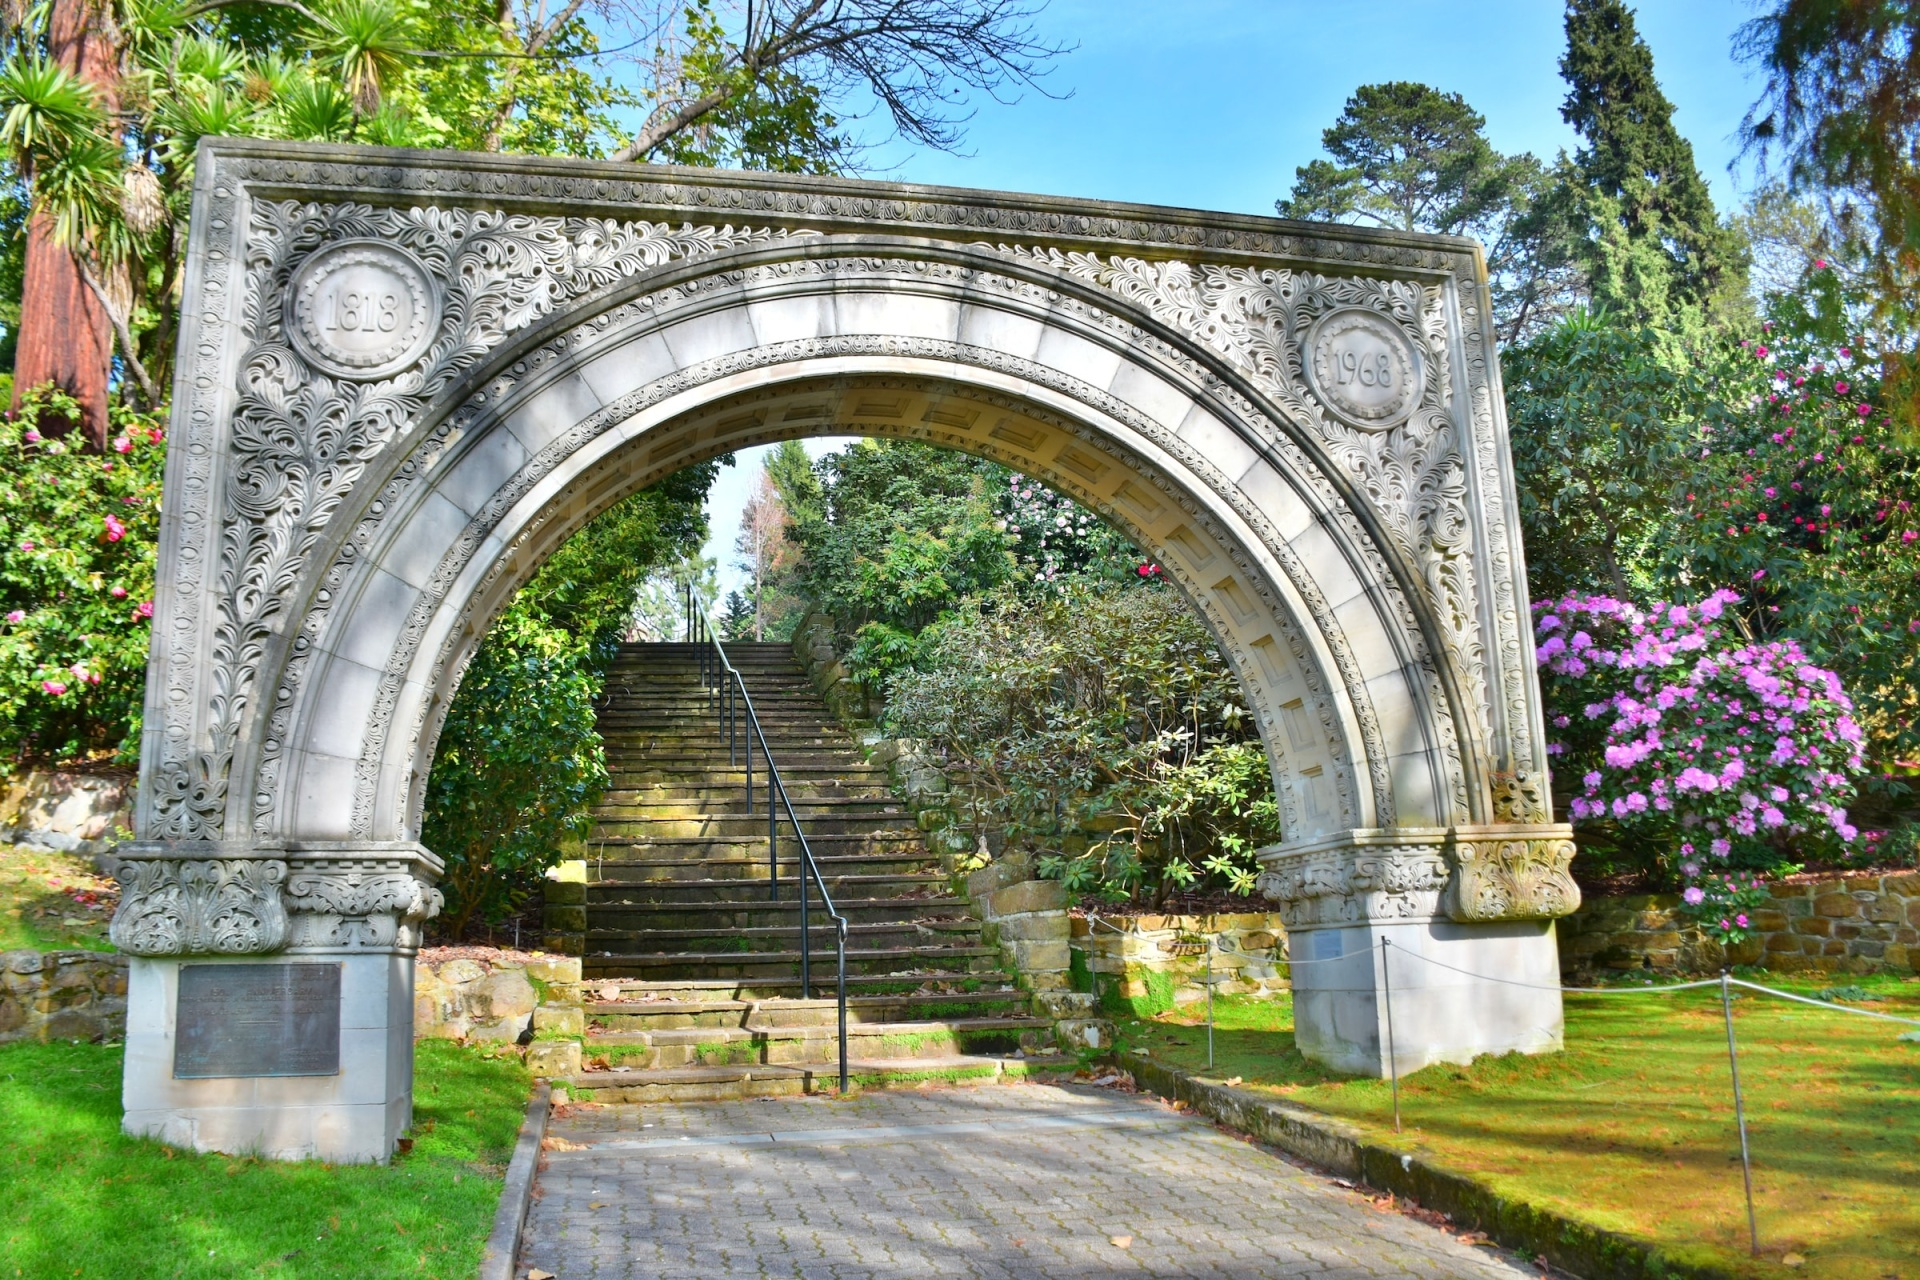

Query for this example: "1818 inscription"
[174,963,342,1079]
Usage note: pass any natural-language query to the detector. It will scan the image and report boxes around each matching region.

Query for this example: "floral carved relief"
[152,199,806,841]
[1444,832,1581,923]
[108,857,290,956]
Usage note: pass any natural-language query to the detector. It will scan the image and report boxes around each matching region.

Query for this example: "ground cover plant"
[0,1038,529,1279]
[0,841,114,951]
[1113,980,1920,1278]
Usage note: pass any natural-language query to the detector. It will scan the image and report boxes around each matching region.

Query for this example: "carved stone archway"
[116,141,1575,1161]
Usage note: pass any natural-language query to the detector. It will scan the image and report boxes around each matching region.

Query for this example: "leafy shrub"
[887,581,1278,902]
[422,612,606,937]
[0,386,166,763]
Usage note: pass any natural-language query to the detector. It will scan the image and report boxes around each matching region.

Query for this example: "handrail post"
[836,918,849,1094]
[799,787,812,998]
[768,792,777,902]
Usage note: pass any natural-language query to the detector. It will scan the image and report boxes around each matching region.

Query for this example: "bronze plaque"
[173,963,341,1079]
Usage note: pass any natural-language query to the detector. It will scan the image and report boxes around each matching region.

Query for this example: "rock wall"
[0,770,132,854]
[414,949,584,1043]
[1071,912,1291,1016]
[0,949,127,1043]
[789,610,872,723]
[1559,871,1919,975]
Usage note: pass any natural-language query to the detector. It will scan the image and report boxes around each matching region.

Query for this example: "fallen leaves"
[1109,1235,1132,1249]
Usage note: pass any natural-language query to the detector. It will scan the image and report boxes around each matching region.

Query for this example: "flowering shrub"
[0,387,166,762]
[1683,314,1920,764]
[996,471,1139,587]
[1536,590,1864,940]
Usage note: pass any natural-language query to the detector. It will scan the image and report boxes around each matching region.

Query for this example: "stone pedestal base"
[122,953,418,1163]
[1287,920,1563,1077]
[1258,825,1578,1077]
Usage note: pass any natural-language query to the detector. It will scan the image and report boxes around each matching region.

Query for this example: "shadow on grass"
[0,1039,529,1280]
[1117,986,1920,1278]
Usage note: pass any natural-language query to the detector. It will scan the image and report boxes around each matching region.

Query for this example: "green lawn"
[1115,973,1920,1279]
[0,843,115,952]
[0,1039,530,1280]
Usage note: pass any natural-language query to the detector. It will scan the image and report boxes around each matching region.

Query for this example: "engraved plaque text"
[1305,307,1422,431]
[286,241,439,380]
[173,962,341,1079]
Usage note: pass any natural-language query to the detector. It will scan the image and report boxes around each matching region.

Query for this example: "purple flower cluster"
[1536,591,1864,939]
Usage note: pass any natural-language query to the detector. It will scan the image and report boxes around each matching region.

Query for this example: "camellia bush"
[0,386,166,763]
[887,581,1278,902]
[1536,589,1865,941]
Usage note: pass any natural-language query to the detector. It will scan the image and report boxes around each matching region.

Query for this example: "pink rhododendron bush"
[0,388,166,762]
[1536,590,1865,942]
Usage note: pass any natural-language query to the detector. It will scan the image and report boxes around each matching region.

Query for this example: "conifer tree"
[1559,0,1746,321]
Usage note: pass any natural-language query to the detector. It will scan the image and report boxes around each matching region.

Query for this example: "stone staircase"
[566,641,1067,1102]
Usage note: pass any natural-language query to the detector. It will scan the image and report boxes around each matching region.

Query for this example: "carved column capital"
[283,843,445,955]
[1256,824,1580,928]
[1441,824,1580,922]
[1254,831,1451,930]
[107,840,444,957]
[110,843,291,956]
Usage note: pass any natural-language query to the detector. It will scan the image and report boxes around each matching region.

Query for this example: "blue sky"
[703,0,1765,598]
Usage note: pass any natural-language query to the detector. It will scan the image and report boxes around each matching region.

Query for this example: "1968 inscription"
[173,963,341,1079]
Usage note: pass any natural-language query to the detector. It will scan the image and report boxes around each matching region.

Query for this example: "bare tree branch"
[483,0,590,149]
[610,0,1068,164]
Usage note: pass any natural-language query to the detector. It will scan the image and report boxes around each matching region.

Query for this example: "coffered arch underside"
[256,255,1476,853]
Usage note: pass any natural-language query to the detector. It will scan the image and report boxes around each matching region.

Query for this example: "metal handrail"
[683,584,850,1093]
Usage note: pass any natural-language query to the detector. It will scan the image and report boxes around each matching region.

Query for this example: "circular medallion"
[286,241,439,380]
[1304,307,1423,432]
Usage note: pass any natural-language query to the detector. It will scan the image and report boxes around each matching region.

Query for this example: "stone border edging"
[478,1080,551,1280]
[1117,1051,1746,1280]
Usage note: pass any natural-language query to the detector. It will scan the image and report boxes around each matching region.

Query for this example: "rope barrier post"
[1382,938,1401,1134]
[1721,970,1760,1256]
[1206,938,1215,1071]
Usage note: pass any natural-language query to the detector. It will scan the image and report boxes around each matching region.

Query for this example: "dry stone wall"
[414,949,584,1042]
[1559,872,1919,976]
[0,770,132,854]
[1072,912,1291,1015]
[1,949,127,1043]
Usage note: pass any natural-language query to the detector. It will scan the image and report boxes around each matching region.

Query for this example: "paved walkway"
[520,1083,1537,1279]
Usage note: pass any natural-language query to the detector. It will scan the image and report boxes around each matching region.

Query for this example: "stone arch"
[115,143,1579,1161]
[262,239,1478,858]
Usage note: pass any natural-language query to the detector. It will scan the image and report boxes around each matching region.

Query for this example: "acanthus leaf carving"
[1444,828,1580,922]
[164,199,809,841]
[109,856,290,956]
[991,245,1493,762]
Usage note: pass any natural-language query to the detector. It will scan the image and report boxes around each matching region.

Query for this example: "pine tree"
[1560,0,1747,320]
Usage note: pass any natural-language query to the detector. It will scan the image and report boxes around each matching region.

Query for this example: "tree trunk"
[11,0,121,450]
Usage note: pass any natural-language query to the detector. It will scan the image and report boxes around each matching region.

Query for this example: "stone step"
[586,860,939,887]
[589,873,947,902]
[581,990,1030,1030]
[590,817,914,840]
[587,920,979,956]
[574,973,1018,999]
[583,944,1002,980]
[583,896,969,927]
[602,783,896,803]
[598,797,906,818]
[566,1055,1076,1102]
[584,1016,1055,1068]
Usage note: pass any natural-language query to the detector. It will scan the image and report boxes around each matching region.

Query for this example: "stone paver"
[520,1083,1536,1279]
